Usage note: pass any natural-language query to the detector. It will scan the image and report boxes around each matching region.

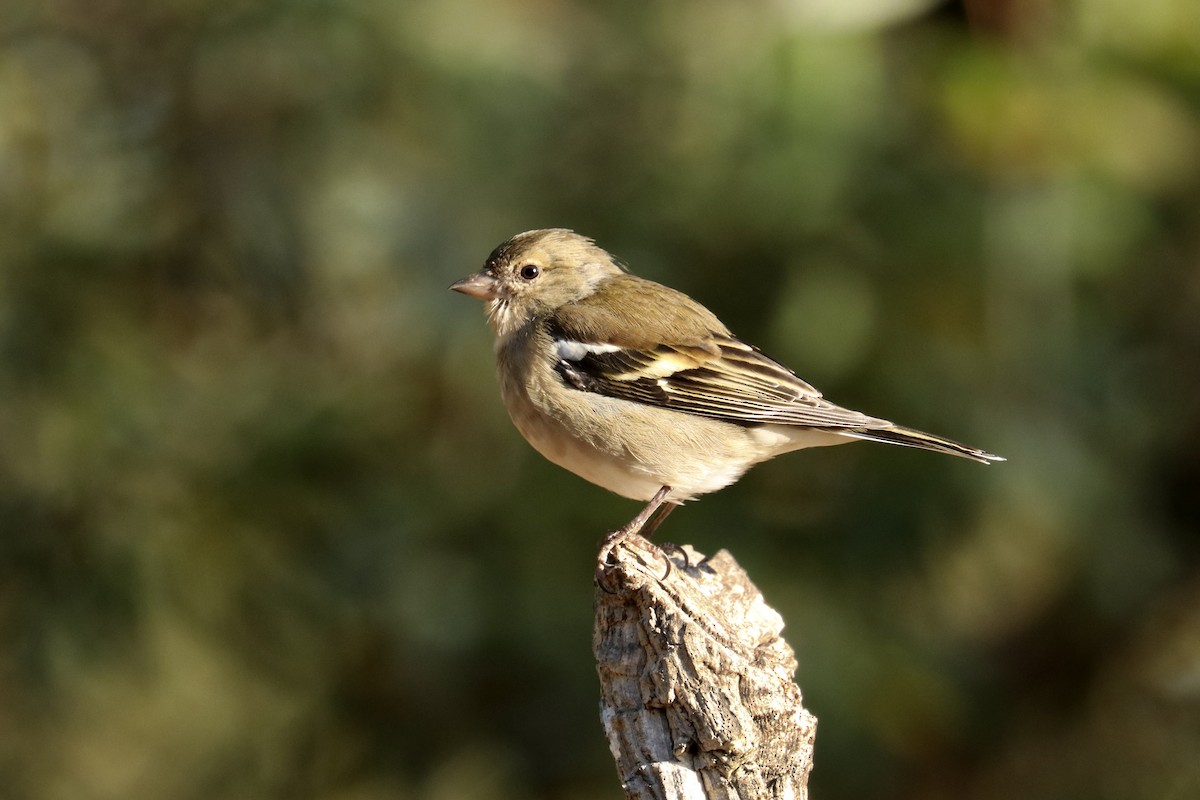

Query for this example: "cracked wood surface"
[594,536,816,800]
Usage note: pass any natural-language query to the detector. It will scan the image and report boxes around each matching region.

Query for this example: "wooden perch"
[594,535,817,800]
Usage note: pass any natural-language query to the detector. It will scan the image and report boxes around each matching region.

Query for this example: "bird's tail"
[840,424,1005,465]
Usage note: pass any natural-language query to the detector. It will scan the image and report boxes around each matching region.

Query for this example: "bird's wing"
[547,313,888,429]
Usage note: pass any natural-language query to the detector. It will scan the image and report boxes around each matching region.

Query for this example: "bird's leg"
[638,500,677,541]
[619,485,673,539]
[596,485,673,571]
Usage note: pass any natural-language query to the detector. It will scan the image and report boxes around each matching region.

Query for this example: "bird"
[451,228,1003,553]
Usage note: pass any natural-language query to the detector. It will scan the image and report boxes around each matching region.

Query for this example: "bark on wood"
[594,535,817,800]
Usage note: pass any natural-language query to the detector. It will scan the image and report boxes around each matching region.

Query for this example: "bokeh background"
[3,0,1199,798]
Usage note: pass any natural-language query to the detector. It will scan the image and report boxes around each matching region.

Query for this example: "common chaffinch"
[451,229,1002,544]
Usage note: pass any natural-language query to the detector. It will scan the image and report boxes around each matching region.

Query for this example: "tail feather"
[841,425,1005,465]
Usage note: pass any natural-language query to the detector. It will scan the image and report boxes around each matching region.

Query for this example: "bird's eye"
[519,264,541,280]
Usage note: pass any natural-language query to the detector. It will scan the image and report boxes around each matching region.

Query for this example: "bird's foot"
[595,486,676,584]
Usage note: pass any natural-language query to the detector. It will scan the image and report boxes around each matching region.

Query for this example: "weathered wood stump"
[594,535,817,800]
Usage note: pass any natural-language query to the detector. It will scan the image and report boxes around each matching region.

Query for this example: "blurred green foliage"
[2,0,1199,798]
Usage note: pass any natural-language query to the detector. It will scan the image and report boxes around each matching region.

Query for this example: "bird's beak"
[449,272,498,301]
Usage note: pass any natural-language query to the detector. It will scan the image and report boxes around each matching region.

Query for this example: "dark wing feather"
[546,275,887,428]
[548,321,887,429]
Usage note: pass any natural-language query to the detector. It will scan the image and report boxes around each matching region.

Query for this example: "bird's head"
[450,229,623,337]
